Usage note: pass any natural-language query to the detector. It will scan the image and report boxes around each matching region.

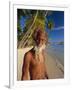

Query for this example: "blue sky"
[20,16,26,31]
[46,11,64,43]
[19,10,64,43]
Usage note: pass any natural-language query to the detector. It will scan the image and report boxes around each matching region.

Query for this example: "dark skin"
[21,30,48,80]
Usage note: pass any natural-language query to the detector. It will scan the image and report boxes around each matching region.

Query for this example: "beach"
[17,46,64,80]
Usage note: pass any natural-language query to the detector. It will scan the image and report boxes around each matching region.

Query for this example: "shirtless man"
[21,29,48,80]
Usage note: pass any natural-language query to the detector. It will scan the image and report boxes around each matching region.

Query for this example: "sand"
[17,46,64,80]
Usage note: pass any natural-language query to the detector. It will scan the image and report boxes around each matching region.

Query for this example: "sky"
[46,11,64,43]
[19,10,64,43]
[20,16,27,31]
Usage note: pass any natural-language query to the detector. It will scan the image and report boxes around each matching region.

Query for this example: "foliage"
[17,9,54,48]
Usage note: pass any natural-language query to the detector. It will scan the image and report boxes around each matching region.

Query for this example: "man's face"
[37,33,47,47]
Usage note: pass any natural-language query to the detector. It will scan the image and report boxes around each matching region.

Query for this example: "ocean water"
[45,44,64,66]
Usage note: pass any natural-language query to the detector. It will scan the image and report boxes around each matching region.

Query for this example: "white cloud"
[52,26,64,30]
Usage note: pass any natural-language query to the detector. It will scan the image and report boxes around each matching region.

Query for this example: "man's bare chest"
[30,53,45,67]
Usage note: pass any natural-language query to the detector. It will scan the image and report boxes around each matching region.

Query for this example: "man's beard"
[34,44,46,54]
[34,44,46,62]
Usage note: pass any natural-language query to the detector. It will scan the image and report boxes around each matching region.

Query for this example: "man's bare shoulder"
[24,48,34,60]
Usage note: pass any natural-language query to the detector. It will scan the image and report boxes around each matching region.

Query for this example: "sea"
[45,44,64,66]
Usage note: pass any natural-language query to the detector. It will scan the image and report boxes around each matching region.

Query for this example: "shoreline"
[46,51,64,71]
[46,44,64,65]
[45,52,64,79]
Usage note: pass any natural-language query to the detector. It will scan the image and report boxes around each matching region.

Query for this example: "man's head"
[33,28,48,47]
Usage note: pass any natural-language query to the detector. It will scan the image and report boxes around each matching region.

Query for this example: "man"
[21,28,48,80]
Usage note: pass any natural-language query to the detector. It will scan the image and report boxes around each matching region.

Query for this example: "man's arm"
[45,69,49,79]
[44,61,49,79]
[21,52,31,80]
[43,50,49,79]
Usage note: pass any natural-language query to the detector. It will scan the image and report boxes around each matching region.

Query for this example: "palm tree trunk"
[18,11,38,48]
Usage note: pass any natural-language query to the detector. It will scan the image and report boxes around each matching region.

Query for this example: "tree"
[17,9,54,48]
